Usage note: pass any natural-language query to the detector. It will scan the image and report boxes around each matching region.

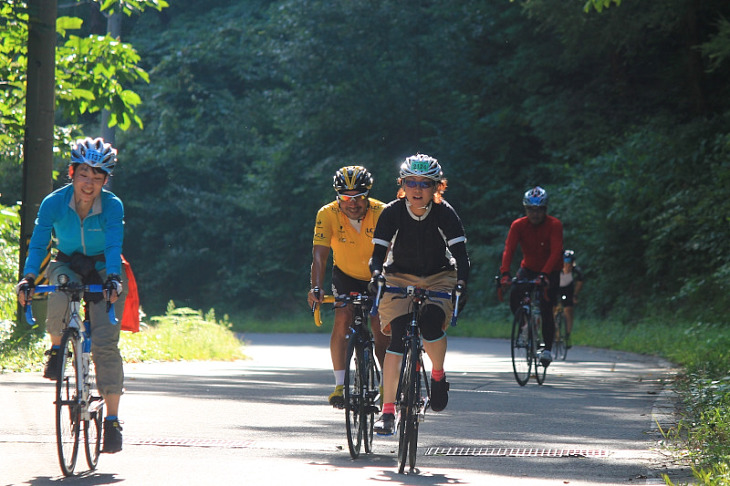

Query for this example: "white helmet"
[399,153,442,181]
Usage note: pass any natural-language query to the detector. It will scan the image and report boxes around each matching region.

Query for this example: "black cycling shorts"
[332,265,369,298]
[387,305,446,355]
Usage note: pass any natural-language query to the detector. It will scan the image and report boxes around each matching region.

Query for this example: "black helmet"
[333,166,373,193]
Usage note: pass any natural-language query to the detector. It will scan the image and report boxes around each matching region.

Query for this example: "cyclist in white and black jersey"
[558,249,584,349]
[368,153,469,435]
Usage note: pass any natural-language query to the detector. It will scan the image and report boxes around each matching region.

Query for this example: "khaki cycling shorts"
[377,270,456,336]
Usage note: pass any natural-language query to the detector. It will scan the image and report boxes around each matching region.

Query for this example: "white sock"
[334,370,345,386]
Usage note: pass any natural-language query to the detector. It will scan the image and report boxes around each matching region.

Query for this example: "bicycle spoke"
[363,343,377,454]
[84,366,104,469]
[56,331,80,476]
[344,338,363,458]
[511,309,531,386]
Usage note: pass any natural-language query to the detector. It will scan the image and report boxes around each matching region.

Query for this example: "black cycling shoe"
[430,377,450,412]
[101,418,123,454]
[374,413,395,435]
[43,348,61,380]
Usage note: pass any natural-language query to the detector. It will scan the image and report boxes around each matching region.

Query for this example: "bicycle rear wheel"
[511,308,531,386]
[344,337,363,459]
[553,311,567,361]
[397,342,419,474]
[56,330,81,476]
[84,365,104,469]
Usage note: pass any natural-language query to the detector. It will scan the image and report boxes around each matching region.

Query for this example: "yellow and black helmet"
[333,166,373,193]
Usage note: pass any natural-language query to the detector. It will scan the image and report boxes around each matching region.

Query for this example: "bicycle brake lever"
[24,304,37,327]
[106,300,118,325]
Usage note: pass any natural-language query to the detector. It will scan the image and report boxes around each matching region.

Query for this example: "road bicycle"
[313,290,381,459]
[508,278,548,386]
[552,294,568,361]
[371,279,461,474]
[24,275,117,477]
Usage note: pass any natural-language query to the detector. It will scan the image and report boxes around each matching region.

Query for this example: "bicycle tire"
[398,340,419,474]
[511,308,531,386]
[533,315,547,385]
[344,337,363,459]
[553,310,567,361]
[56,330,81,476]
[362,341,378,454]
[409,358,428,471]
[84,369,104,469]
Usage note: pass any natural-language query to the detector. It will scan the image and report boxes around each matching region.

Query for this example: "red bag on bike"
[120,255,140,333]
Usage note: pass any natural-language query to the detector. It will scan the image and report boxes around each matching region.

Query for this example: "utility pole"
[19,0,56,293]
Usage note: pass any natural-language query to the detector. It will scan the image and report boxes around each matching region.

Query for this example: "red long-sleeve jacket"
[500,215,563,275]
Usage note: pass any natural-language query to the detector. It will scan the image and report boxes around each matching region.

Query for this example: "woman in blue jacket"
[17,137,126,454]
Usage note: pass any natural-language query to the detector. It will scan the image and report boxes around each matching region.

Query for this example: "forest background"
[4,1,730,482]
[2,0,730,331]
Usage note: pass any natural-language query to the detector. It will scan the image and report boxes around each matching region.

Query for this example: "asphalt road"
[0,333,692,485]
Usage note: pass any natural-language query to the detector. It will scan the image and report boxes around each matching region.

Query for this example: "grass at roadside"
[0,302,246,374]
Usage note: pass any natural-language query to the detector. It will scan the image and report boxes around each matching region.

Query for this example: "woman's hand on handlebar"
[16,276,36,307]
[103,274,123,304]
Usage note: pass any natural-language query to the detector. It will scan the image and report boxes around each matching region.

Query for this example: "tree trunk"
[20,0,57,286]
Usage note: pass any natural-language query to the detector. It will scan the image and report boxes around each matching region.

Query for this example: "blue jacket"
[23,184,124,277]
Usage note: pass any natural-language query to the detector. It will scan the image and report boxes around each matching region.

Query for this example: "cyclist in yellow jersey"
[308,166,389,408]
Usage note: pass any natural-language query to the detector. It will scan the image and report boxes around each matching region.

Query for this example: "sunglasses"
[404,180,435,189]
[525,206,546,212]
[337,191,369,202]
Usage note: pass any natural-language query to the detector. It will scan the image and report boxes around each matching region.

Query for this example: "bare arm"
[308,245,330,307]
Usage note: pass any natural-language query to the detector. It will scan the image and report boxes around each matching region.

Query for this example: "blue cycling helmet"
[563,249,575,263]
[523,186,548,207]
[399,154,443,181]
[70,137,117,175]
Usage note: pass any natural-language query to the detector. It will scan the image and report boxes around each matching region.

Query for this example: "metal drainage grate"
[425,447,611,458]
[129,438,255,449]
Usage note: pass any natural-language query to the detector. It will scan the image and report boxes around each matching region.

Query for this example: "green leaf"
[56,16,83,37]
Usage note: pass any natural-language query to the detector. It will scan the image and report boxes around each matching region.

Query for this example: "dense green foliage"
[0,0,165,203]
[81,0,730,322]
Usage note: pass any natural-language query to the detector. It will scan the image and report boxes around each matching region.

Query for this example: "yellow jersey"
[313,198,385,281]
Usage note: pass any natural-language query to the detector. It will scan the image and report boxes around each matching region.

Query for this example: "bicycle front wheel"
[511,308,531,386]
[362,342,378,454]
[553,311,567,361]
[56,330,81,476]
[398,342,419,474]
[533,316,547,385]
[84,366,104,469]
[344,337,363,459]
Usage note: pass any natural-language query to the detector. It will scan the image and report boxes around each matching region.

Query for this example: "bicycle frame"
[311,291,381,459]
[511,278,547,385]
[24,280,116,476]
[371,281,457,473]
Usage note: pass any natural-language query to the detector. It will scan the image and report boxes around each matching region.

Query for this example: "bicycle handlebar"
[370,283,459,327]
[312,292,372,327]
[24,284,118,327]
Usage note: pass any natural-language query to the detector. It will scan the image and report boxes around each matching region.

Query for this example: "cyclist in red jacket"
[499,186,563,365]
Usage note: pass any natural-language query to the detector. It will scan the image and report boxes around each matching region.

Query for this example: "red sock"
[383,402,395,415]
[431,368,445,382]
